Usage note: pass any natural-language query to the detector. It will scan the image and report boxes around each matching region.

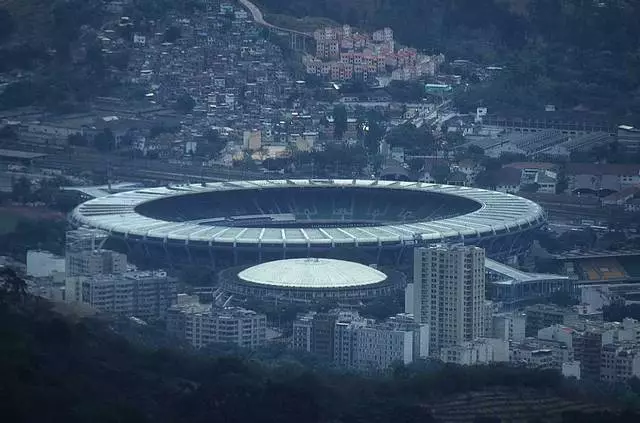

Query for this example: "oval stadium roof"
[70,179,546,247]
[237,258,387,288]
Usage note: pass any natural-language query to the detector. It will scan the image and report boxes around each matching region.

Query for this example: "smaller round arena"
[219,258,402,302]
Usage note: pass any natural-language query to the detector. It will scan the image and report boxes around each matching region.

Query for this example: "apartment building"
[293,311,428,371]
[66,249,128,277]
[167,304,266,349]
[601,343,640,383]
[412,245,486,355]
[524,304,578,337]
[65,270,176,319]
[492,312,526,342]
[441,338,509,365]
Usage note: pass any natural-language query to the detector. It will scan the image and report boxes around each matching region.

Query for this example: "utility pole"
[106,160,112,193]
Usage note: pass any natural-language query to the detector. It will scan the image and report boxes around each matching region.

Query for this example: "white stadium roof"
[70,179,546,247]
[237,258,387,288]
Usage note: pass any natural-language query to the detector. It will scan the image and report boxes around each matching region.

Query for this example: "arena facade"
[70,179,546,268]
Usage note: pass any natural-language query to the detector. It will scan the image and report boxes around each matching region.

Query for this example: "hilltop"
[255,0,640,119]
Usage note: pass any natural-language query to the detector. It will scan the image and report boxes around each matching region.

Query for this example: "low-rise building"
[441,338,509,365]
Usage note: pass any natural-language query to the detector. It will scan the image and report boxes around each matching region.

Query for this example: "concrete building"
[492,312,526,342]
[293,311,428,370]
[618,125,640,155]
[562,361,581,379]
[600,343,640,383]
[510,340,572,369]
[65,270,177,320]
[66,249,128,277]
[291,310,361,362]
[26,250,65,278]
[440,338,509,365]
[413,245,486,355]
[525,304,578,337]
[167,303,266,349]
[342,315,429,370]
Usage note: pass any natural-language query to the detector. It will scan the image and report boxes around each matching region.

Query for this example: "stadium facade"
[70,179,546,268]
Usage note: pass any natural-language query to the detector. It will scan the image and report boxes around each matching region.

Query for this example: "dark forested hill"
[256,0,640,120]
[1,272,640,423]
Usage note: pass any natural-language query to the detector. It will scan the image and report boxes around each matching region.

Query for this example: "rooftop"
[70,179,546,246]
[238,258,387,289]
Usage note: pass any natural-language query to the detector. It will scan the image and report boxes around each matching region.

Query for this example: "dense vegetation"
[2,277,640,423]
[257,0,640,121]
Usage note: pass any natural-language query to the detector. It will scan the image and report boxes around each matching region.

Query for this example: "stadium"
[218,258,404,303]
[70,179,546,268]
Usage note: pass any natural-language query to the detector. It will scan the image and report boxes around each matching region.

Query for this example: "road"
[238,0,313,37]
[33,152,273,184]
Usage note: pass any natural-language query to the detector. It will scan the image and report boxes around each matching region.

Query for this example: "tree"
[94,128,115,152]
[0,8,15,42]
[163,25,182,43]
[520,182,540,193]
[0,125,16,140]
[431,162,451,184]
[197,129,226,158]
[174,93,196,113]
[385,123,435,155]
[386,80,425,102]
[332,105,348,140]
[11,176,32,203]
[68,133,88,147]
[0,267,27,302]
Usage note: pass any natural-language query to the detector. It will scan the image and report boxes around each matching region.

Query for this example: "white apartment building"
[413,245,486,355]
[440,338,509,365]
[492,312,526,342]
[65,270,177,319]
[333,313,429,371]
[167,304,266,349]
[601,343,640,383]
[66,249,128,277]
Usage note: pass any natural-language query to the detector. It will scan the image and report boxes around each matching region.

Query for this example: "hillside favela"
[2,1,640,422]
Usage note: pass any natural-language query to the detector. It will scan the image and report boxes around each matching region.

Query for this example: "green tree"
[11,176,32,203]
[332,104,348,139]
[163,25,182,43]
[68,133,88,147]
[174,93,196,113]
[0,8,15,41]
[385,123,435,155]
[520,182,540,193]
[431,162,451,184]
[197,128,226,158]
[94,128,115,152]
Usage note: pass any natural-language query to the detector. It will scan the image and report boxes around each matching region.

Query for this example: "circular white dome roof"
[237,258,387,289]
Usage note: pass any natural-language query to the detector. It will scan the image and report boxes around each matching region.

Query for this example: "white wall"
[27,250,65,278]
